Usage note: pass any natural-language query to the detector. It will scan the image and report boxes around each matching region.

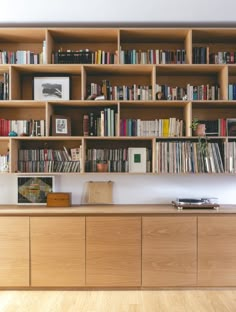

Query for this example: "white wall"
[0,0,236,25]
[1,174,235,205]
[0,0,235,205]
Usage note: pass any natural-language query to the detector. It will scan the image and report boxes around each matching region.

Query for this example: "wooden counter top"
[0,204,236,215]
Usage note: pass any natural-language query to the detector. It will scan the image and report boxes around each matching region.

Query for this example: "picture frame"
[227,118,236,136]
[51,115,71,136]
[17,176,54,205]
[33,76,70,100]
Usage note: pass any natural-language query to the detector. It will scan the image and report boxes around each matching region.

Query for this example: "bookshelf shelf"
[0,26,235,174]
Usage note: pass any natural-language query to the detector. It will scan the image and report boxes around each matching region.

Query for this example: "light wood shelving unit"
[0,27,236,174]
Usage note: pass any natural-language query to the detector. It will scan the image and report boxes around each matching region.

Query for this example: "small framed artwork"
[51,115,71,136]
[33,76,70,100]
[227,118,236,136]
[17,176,54,205]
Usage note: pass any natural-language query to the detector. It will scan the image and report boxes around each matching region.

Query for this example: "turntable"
[172,198,220,210]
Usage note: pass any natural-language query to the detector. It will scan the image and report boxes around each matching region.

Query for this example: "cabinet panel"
[142,216,197,286]
[31,216,85,287]
[198,216,236,286]
[86,216,141,286]
[0,217,29,287]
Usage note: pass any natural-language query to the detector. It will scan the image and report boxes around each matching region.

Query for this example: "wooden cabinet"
[198,216,236,286]
[0,27,236,174]
[0,217,29,287]
[2,211,236,288]
[142,216,197,286]
[30,216,85,287]
[86,216,141,286]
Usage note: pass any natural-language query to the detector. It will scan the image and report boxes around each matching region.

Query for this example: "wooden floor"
[0,290,236,312]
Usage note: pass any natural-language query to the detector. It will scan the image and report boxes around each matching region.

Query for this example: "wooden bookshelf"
[0,27,236,174]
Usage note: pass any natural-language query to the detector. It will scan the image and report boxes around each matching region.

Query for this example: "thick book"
[128,147,147,173]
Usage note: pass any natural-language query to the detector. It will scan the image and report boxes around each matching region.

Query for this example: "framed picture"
[17,176,54,205]
[51,115,71,136]
[33,76,70,100]
[227,118,236,136]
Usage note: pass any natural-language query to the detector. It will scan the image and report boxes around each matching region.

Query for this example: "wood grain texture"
[142,216,197,286]
[0,290,236,312]
[198,216,236,286]
[86,216,141,286]
[31,216,85,287]
[0,217,29,287]
[0,204,235,216]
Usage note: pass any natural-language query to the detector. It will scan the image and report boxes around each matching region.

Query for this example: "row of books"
[18,146,82,161]
[0,73,9,100]
[0,119,45,137]
[120,118,184,137]
[0,51,43,64]
[192,46,236,64]
[86,147,152,172]
[83,109,118,136]
[192,47,209,64]
[18,148,73,162]
[52,50,117,64]
[187,84,220,101]
[86,147,152,161]
[155,83,220,100]
[18,160,80,173]
[210,52,236,64]
[156,141,224,173]
[86,148,129,162]
[120,49,186,64]
[224,141,236,173]
[87,82,153,101]
[0,155,9,172]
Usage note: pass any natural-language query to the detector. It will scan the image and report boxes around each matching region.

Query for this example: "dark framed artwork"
[227,119,236,136]
[33,76,70,100]
[51,115,71,136]
[17,176,54,205]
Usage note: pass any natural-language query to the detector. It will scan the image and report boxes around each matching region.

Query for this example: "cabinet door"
[198,216,236,286]
[86,216,141,286]
[0,217,29,287]
[31,217,85,287]
[142,216,197,286]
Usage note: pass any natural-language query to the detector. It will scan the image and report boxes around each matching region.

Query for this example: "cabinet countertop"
[0,204,236,216]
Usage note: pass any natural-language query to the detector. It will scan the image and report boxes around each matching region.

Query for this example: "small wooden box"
[47,192,71,207]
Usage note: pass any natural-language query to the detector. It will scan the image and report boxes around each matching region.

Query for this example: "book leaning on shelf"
[155,140,224,174]
[128,147,147,173]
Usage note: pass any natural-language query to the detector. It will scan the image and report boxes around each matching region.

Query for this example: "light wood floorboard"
[0,290,236,312]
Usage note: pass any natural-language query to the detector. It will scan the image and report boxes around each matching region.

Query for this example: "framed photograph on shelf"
[17,176,54,205]
[226,118,236,136]
[51,115,71,136]
[33,76,70,100]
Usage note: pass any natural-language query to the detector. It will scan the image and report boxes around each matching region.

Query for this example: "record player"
[172,198,220,210]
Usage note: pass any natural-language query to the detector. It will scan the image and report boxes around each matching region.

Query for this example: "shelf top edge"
[2,22,236,28]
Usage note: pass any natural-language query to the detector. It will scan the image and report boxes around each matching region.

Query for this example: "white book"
[100,111,105,137]
[128,147,147,173]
